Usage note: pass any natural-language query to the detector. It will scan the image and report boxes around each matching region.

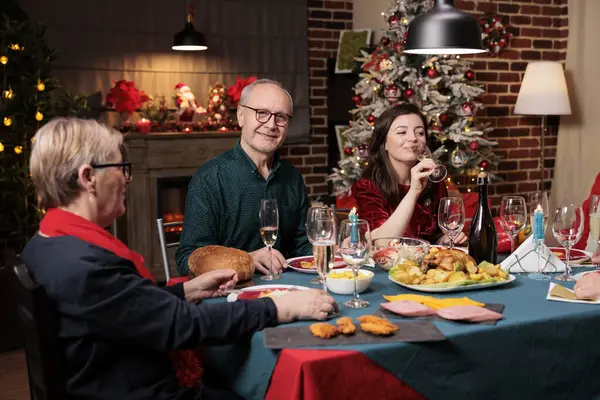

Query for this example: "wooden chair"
[331,204,351,226]
[12,262,66,400]
[156,218,188,285]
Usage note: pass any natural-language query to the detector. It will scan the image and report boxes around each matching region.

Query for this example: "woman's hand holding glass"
[338,219,371,309]
[413,145,447,183]
[306,206,336,289]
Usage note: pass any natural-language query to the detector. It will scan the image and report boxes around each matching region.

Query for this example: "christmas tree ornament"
[9,43,22,51]
[369,78,381,91]
[174,82,207,122]
[394,42,403,53]
[404,88,415,99]
[36,79,45,91]
[358,144,369,158]
[367,115,376,124]
[464,70,475,80]
[426,68,438,79]
[388,14,401,31]
[35,111,43,121]
[14,145,23,154]
[416,80,423,87]
[384,84,400,101]
[3,116,12,126]
[380,37,391,46]
[468,141,479,151]
[352,95,362,106]
[431,122,442,132]
[461,102,475,116]
[480,160,489,169]
[439,113,448,124]
[343,147,353,156]
[2,89,13,99]
[450,148,468,168]
[0,142,4,152]
[0,56,7,65]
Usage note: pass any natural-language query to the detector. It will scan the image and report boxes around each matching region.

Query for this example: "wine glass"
[529,191,550,280]
[414,145,447,183]
[589,195,600,257]
[437,197,465,249]
[259,199,280,281]
[553,204,583,282]
[306,206,336,289]
[499,196,528,256]
[338,219,371,309]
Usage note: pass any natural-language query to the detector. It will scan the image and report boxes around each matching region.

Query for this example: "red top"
[574,172,600,250]
[352,178,448,242]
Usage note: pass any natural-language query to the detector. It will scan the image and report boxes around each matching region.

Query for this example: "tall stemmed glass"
[338,219,371,309]
[499,196,528,256]
[589,195,600,260]
[553,204,583,282]
[414,145,447,183]
[259,199,280,281]
[438,197,465,249]
[529,191,550,280]
[306,206,336,289]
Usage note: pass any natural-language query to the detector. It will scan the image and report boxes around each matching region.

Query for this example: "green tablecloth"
[202,268,600,400]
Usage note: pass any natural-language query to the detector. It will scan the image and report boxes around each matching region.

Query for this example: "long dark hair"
[362,103,432,208]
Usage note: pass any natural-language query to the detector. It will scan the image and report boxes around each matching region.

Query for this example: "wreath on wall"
[479,14,513,55]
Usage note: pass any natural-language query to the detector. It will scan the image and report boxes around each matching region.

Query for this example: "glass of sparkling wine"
[414,145,447,183]
[260,198,280,281]
[552,204,583,282]
[590,195,600,258]
[338,219,371,309]
[306,207,336,289]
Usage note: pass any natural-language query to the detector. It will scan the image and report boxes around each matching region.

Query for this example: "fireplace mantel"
[118,131,240,281]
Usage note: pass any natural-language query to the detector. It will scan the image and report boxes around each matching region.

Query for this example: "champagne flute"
[260,199,280,281]
[306,206,336,289]
[437,197,465,249]
[414,145,447,183]
[529,191,550,280]
[589,195,600,256]
[553,204,583,282]
[499,196,528,256]
[338,219,371,309]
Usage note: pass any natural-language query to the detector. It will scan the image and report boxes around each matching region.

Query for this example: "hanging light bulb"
[0,56,8,65]
[35,111,44,121]
[0,142,4,152]
[2,89,13,99]
[9,44,22,51]
[450,148,468,168]
[37,79,45,91]
[14,145,23,154]
[172,3,207,51]
[3,117,12,126]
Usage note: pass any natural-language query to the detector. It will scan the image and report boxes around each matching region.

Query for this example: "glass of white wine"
[499,196,528,256]
[590,195,600,256]
[260,198,280,281]
[437,197,465,249]
[306,206,336,289]
[338,219,371,309]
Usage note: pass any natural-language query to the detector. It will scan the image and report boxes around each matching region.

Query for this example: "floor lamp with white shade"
[513,61,572,190]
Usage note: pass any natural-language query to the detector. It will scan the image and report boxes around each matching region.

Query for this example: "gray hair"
[239,78,294,114]
[30,117,123,209]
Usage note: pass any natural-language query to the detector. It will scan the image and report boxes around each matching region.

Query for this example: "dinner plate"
[548,247,589,261]
[286,256,347,274]
[573,270,600,281]
[227,284,310,302]
[388,274,516,293]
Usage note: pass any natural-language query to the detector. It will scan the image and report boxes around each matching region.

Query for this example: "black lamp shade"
[172,22,207,51]
[404,0,485,55]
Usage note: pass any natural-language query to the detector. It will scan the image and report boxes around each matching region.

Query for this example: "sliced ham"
[381,300,437,317]
[437,305,503,322]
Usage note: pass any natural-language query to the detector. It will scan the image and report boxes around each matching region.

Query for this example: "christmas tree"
[329,0,500,195]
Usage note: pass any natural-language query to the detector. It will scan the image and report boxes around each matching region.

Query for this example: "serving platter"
[388,274,516,293]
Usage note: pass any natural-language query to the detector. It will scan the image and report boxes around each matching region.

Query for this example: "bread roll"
[188,245,255,281]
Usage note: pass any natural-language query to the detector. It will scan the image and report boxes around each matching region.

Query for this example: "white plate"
[226,284,310,302]
[388,274,516,293]
[573,270,599,281]
[546,282,600,305]
[286,256,375,274]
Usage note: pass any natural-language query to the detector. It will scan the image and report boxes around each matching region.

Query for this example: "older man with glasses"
[176,79,312,277]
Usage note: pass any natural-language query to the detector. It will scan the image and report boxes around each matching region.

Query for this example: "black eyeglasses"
[90,162,132,180]
[240,105,291,127]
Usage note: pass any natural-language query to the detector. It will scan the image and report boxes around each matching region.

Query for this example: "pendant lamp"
[172,3,207,51]
[404,0,485,55]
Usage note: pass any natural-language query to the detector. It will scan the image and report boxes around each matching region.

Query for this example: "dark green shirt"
[175,141,312,275]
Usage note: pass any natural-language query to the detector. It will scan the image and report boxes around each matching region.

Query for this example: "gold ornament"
[37,79,45,91]
[35,111,44,121]
[31,137,35,143]
[3,117,12,126]
[0,56,7,65]
[9,44,22,51]
[14,145,23,154]
[0,142,4,152]
[2,89,13,99]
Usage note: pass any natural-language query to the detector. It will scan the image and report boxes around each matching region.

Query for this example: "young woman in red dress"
[352,103,468,245]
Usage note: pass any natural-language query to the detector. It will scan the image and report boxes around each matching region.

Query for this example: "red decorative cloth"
[336,192,357,209]
[351,178,447,241]
[265,349,425,400]
[574,172,600,250]
[39,208,203,389]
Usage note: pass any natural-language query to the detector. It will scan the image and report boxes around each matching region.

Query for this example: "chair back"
[331,204,351,227]
[12,263,66,400]
[156,218,183,281]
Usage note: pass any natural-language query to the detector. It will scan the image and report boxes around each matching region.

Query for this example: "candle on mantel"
[533,204,544,241]
[219,126,228,132]
[183,127,192,133]
[349,207,358,244]
[137,118,150,134]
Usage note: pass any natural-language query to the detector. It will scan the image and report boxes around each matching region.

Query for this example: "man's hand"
[271,289,338,323]
[436,232,468,246]
[183,269,238,303]
[250,247,287,275]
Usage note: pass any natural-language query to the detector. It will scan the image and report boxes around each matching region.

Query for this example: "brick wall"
[280,0,353,197]
[285,0,569,206]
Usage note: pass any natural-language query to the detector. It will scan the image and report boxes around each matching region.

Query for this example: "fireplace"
[118,131,240,282]
[157,176,190,244]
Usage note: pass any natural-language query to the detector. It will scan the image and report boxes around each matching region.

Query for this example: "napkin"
[383,294,484,310]
[546,282,600,305]
[500,236,565,273]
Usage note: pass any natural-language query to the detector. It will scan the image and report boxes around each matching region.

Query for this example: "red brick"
[499,160,518,171]
[499,50,521,60]
[312,107,328,116]
[487,128,509,138]
[311,50,332,58]
[310,78,326,88]
[510,85,521,94]
[496,184,518,194]
[311,88,327,97]
[520,160,539,169]
[477,2,495,13]
[511,62,528,72]
[499,73,521,82]
[511,16,532,25]
[310,117,326,126]
[519,117,540,126]
[487,107,510,117]
[503,171,529,181]
[311,184,329,194]
[487,84,509,94]
[521,28,542,37]
[518,182,539,192]
[534,40,554,49]
[346,1,353,10]
[310,10,332,19]
[497,118,520,127]
[511,38,532,49]
[488,62,509,70]
[333,11,352,20]
[509,128,531,137]
[542,52,562,61]
[310,135,327,144]
[324,41,339,50]
[542,6,563,16]
[305,175,326,184]
[520,138,540,147]
[477,72,498,81]
[522,5,542,14]
[308,0,324,7]
[310,98,325,106]
[521,50,542,60]
[499,95,518,104]
[497,138,519,149]
[298,166,312,175]
[308,40,324,49]
[455,0,475,11]
[499,4,520,13]
[509,149,530,158]
[290,147,310,156]
[481,95,497,105]
[324,1,346,10]
[533,0,552,4]
[533,16,552,26]
[471,61,487,70]
[311,145,328,154]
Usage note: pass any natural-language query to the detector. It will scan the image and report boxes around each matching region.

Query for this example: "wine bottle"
[468,172,498,264]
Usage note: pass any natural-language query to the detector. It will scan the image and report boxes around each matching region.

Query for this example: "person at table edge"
[352,104,468,245]
[176,79,312,276]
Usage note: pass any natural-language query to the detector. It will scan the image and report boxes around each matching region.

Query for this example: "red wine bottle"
[468,172,497,264]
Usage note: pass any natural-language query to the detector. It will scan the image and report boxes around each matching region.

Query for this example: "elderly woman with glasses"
[21,118,337,400]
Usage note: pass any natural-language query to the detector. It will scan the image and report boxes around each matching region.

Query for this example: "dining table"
[199,263,600,400]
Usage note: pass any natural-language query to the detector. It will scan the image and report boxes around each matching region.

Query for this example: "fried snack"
[309,323,338,339]
[300,261,314,269]
[357,315,399,336]
[336,317,356,335]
